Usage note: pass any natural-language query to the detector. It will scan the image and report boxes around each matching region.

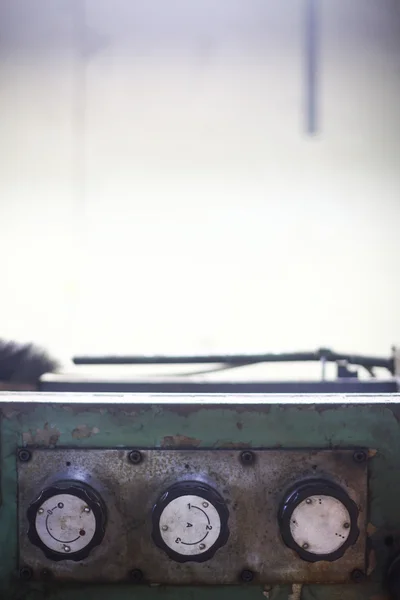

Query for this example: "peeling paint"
[213,441,251,449]
[288,583,303,600]
[161,435,201,448]
[22,422,60,447]
[71,425,100,440]
[368,449,378,458]
[1,407,19,419]
[262,585,272,598]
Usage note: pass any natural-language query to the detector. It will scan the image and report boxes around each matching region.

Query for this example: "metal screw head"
[202,502,209,508]
[240,451,255,465]
[343,522,350,529]
[351,569,366,583]
[83,506,90,513]
[38,508,44,515]
[306,498,312,504]
[19,567,33,581]
[199,543,206,550]
[128,450,143,465]
[161,525,168,531]
[130,569,143,583]
[240,569,254,583]
[63,545,71,553]
[302,543,309,550]
[18,449,32,463]
[353,450,367,463]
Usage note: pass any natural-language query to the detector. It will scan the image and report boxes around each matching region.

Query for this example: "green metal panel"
[1,393,397,599]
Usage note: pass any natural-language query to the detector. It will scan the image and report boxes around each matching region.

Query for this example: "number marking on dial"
[159,495,221,556]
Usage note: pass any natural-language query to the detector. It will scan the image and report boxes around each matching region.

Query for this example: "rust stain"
[62,402,138,418]
[165,403,271,416]
[306,560,331,574]
[367,522,378,536]
[213,441,251,449]
[288,583,303,600]
[161,435,201,448]
[368,448,378,458]
[71,425,100,440]
[1,406,19,419]
[22,422,60,447]
[166,405,203,417]
[313,404,337,414]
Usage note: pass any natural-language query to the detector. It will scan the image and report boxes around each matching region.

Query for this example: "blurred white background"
[0,0,399,377]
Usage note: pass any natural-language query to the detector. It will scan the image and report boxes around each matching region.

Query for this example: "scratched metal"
[18,449,367,585]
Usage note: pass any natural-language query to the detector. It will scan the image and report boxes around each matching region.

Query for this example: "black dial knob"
[152,481,229,563]
[27,480,107,561]
[279,479,359,562]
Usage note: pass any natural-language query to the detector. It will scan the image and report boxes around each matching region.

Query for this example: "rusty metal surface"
[18,449,367,585]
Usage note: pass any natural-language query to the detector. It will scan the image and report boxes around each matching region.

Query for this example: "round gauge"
[279,479,359,562]
[152,482,229,562]
[27,481,107,561]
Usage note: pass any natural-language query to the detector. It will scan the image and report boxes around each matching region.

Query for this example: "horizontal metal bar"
[39,379,398,394]
[1,391,400,406]
[72,349,394,373]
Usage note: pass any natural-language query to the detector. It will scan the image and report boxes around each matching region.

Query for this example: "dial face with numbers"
[159,494,222,556]
[35,493,97,554]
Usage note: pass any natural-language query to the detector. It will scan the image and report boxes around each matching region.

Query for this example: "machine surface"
[1,393,400,599]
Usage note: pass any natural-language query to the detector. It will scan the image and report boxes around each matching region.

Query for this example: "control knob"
[279,479,359,562]
[152,481,229,562]
[27,480,107,561]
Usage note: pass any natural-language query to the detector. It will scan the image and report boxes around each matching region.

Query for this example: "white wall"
[0,0,399,374]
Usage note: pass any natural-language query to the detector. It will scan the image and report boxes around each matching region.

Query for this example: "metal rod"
[321,356,326,381]
[305,0,319,134]
[72,349,394,374]
[39,380,398,394]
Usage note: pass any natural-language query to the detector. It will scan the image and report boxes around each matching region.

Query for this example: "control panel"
[17,448,367,584]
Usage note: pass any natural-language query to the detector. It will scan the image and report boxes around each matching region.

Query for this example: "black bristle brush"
[0,339,59,386]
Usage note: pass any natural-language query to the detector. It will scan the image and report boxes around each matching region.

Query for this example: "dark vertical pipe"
[305,0,319,134]
[72,0,87,335]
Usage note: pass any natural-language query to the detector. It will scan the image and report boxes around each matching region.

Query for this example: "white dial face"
[35,493,97,554]
[159,494,221,556]
[290,495,351,555]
